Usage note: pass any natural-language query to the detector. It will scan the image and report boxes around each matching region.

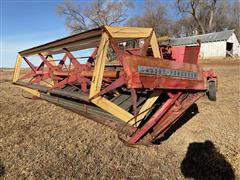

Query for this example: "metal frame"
[88,27,161,125]
[13,54,40,97]
[13,26,162,126]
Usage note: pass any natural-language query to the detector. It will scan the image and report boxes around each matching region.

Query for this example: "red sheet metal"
[128,92,182,144]
[121,54,206,90]
[151,92,205,140]
[171,44,200,64]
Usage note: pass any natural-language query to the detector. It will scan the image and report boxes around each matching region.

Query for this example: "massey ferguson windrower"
[13,26,217,145]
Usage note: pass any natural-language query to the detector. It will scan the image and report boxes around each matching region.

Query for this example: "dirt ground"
[0,59,239,179]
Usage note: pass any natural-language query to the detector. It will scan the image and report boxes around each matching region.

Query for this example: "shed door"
[226,42,233,56]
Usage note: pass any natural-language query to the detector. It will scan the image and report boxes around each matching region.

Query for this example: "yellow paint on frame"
[91,96,135,125]
[150,31,161,58]
[136,91,162,126]
[89,32,109,97]
[18,86,40,97]
[105,26,152,38]
[12,54,22,82]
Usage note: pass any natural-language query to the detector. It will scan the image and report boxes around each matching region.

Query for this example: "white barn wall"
[200,41,226,58]
[227,33,240,56]
[169,30,240,59]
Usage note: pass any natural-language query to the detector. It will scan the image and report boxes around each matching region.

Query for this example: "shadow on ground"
[0,161,5,177]
[153,103,199,144]
[0,79,11,84]
[181,140,235,180]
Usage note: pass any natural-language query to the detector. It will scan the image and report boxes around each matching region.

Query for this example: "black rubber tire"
[208,81,216,101]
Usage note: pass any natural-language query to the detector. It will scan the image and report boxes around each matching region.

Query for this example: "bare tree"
[229,0,240,40]
[175,0,240,38]
[176,0,217,34]
[57,0,134,33]
[172,16,197,37]
[126,0,171,37]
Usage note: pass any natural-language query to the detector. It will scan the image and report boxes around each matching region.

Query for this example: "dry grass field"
[0,59,239,179]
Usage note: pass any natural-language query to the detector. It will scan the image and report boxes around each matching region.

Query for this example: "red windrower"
[13,26,217,145]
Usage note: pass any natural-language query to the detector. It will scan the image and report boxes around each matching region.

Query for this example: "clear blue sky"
[1,0,175,67]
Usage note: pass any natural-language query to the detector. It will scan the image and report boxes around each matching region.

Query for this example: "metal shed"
[168,30,240,58]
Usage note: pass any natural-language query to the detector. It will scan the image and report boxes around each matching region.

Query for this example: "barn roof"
[168,29,234,46]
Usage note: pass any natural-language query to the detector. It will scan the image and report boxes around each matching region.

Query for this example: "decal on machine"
[138,65,197,79]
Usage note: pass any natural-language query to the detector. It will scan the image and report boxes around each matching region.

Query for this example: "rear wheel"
[208,81,216,101]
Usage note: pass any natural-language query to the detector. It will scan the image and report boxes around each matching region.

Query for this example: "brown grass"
[0,59,239,179]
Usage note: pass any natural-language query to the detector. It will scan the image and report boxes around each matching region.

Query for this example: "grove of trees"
[57,0,240,38]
